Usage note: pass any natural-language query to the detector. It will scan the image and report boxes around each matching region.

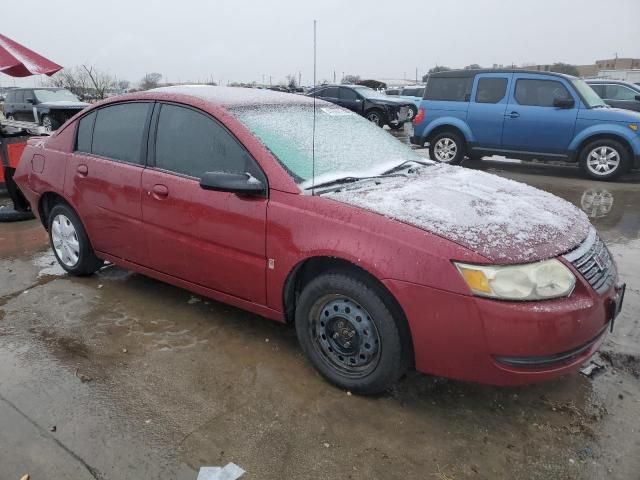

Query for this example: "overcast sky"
[2,0,639,88]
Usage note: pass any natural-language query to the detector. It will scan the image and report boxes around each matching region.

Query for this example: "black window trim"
[73,100,155,168]
[513,78,574,107]
[148,101,269,191]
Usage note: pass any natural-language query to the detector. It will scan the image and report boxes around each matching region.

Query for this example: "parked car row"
[410,69,640,180]
[585,79,640,112]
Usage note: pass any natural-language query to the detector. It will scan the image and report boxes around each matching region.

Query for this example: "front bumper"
[383,273,619,385]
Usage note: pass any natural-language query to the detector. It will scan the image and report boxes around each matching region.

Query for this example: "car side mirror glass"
[26,98,35,104]
[635,95,640,102]
[199,171,265,196]
[553,98,575,109]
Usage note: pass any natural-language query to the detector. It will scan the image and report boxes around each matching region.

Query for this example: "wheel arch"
[425,123,472,149]
[38,192,72,230]
[283,255,415,364]
[571,132,634,164]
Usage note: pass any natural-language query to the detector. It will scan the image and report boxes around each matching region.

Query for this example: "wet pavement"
[1,153,639,479]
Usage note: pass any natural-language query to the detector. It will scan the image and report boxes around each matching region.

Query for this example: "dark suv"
[307,84,416,128]
[3,88,89,131]
[586,80,640,112]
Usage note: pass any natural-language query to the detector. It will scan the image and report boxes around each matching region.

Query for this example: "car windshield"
[231,104,425,188]
[33,89,81,103]
[353,87,386,99]
[571,79,606,108]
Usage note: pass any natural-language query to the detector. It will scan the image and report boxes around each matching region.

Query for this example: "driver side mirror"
[635,94,640,102]
[25,98,35,104]
[553,97,575,109]
[199,171,266,196]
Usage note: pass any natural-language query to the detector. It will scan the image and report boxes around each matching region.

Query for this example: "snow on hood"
[325,165,591,263]
[39,101,89,108]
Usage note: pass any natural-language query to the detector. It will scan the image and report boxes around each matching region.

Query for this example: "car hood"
[578,106,640,122]
[38,101,90,109]
[324,165,591,263]
[368,97,414,106]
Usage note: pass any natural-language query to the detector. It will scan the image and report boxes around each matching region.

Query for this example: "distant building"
[596,69,640,83]
[596,58,640,70]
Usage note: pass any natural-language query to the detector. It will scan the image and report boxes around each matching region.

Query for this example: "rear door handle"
[77,164,88,177]
[151,184,169,199]
[506,111,520,118]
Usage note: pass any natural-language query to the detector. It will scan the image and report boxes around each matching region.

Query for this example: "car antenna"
[312,19,317,195]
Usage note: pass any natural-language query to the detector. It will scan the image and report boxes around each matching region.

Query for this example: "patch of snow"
[325,164,591,263]
[152,85,316,107]
[33,250,65,278]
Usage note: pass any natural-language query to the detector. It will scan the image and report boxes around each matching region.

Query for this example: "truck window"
[514,79,572,107]
[475,78,508,103]
[425,77,472,102]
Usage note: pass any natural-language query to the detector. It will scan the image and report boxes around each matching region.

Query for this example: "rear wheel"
[579,139,629,181]
[295,272,410,394]
[48,203,104,276]
[428,131,466,165]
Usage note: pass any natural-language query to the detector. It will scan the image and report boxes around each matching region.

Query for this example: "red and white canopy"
[0,33,62,77]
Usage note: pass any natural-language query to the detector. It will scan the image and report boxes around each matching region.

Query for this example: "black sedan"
[307,84,416,128]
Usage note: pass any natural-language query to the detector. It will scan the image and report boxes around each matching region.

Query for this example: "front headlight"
[454,259,575,301]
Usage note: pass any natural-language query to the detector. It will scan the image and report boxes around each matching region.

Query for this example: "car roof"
[10,87,65,91]
[151,85,316,107]
[428,69,574,80]
[585,79,638,86]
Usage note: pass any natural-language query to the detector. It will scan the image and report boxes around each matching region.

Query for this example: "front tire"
[579,139,629,181]
[365,109,386,128]
[295,272,410,394]
[48,203,104,276]
[429,131,466,165]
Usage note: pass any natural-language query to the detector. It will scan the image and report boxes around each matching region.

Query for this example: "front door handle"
[506,111,520,118]
[77,164,88,177]
[151,184,169,199]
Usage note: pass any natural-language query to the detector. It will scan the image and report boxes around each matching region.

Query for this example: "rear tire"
[428,131,466,165]
[295,272,410,394]
[48,203,104,276]
[579,139,629,181]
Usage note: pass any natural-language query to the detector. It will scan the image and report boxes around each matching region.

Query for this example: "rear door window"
[475,78,508,103]
[319,87,339,99]
[154,103,262,180]
[425,77,472,101]
[514,79,572,107]
[75,111,96,153]
[339,88,359,100]
[91,102,150,164]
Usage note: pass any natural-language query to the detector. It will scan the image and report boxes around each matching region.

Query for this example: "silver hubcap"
[586,146,620,176]
[51,214,80,267]
[42,116,52,132]
[433,137,458,162]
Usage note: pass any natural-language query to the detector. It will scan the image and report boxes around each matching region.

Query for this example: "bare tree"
[550,63,580,77]
[464,63,482,70]
[48,67,91,99]
[82,65,116,99]
[117,79,131,91]
[140,72,162,90]
[285,74,298,89]
[342,74,361,84]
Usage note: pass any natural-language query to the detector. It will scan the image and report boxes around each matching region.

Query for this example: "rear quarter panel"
[415,100,473,142]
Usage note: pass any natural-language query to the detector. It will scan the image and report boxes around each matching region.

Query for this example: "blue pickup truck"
[411,69,640,180]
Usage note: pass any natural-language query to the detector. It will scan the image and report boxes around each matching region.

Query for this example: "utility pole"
[416,67,418,84]
[333,70,336,83]
[269,75,272,86]
[299,71,301,87]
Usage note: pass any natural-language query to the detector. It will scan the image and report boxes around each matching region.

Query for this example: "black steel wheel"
[295,272,410,394]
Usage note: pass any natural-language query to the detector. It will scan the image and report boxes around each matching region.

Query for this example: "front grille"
[564,229,616,294]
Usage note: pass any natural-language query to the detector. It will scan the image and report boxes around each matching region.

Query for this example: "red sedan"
[13,86,625,394]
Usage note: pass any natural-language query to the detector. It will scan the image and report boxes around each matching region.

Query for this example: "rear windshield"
[425,77,472,101]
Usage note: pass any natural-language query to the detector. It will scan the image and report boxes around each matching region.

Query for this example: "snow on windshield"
[34,89,80,103]
[326,164,590,262]
[230,104,423,186]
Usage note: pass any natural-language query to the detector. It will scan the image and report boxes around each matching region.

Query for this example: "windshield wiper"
[304,176,375,190]
[382,159,432,174]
